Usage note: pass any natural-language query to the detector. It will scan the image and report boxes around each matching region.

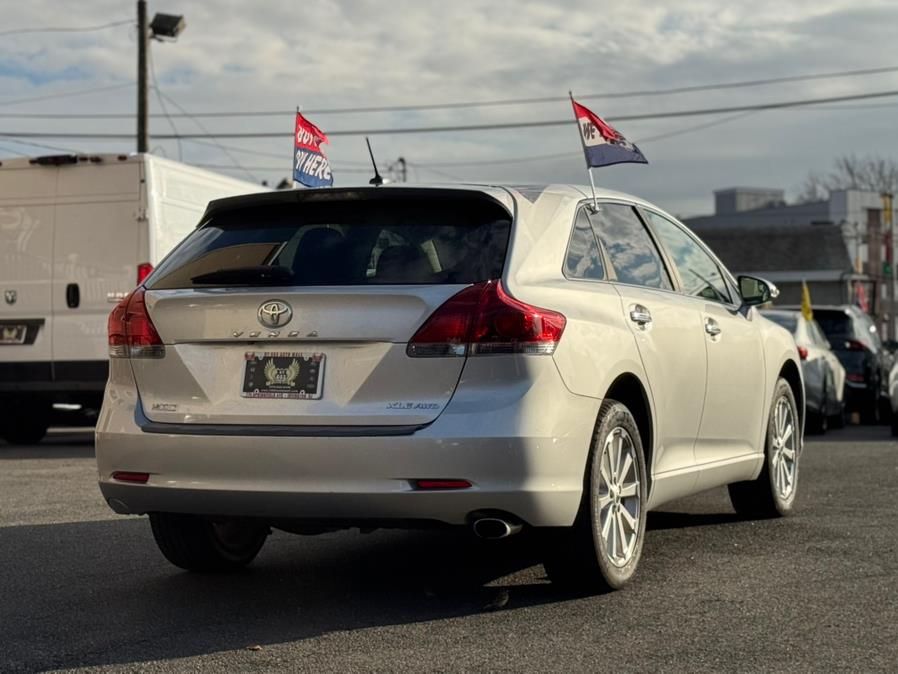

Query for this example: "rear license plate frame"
[241,352,325,400]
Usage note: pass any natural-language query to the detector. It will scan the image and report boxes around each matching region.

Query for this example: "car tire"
[806,409,827,435]
[728,378,800,518]
[149,512,269,572]
[543,400,648,592]
[829,400,846,429]
[891,413,898,437]
[860,389,880,425]
[0,404,49,445]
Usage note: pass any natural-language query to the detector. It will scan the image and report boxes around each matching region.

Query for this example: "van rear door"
[51,160,141,371]
[0,161,56,366]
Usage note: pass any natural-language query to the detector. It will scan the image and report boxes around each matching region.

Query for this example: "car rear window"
[147,195,512,289]
[814,311,852,339]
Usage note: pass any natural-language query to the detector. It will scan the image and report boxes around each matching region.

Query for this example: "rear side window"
[564,209,605,280]
[590,204,671,290]
[148,196,511,289]
[643,210,732,304]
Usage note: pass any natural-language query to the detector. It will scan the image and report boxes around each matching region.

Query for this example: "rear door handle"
[629,305,652,325]
[705,318,721,336]
[65,283,80,309]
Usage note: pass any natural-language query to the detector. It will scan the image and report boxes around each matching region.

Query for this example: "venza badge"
[257,300,292,328]
[4,290,16,305]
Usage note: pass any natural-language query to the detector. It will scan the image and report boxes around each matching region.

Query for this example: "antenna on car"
[366,137,384,186]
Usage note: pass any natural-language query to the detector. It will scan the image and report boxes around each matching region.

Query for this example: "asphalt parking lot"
[1,426,896,673]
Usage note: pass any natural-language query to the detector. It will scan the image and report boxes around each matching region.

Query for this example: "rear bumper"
[96,357,599,527]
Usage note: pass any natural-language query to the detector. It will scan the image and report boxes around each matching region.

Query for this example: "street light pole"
[137,0,149,153]
[883,192,895,339]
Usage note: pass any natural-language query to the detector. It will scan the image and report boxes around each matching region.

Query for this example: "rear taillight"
[407,280,566,357]
[108,288,164,358]
[846,373,865,382]
[843,339,869,352]
[137,263,154,285]
[797,346,808,360]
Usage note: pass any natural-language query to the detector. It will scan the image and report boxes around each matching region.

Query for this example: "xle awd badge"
[257,300,292,328]
[4,290,16,305]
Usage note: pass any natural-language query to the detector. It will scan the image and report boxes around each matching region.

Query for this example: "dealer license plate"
[241,352,325,399]
[0,325,26,345]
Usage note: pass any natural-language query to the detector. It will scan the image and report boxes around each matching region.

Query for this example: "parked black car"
[781,305,891,423]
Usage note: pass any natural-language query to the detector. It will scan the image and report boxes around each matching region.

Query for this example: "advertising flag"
[571,99,647,168]
[801,280,813,321]
[293,112,333,188]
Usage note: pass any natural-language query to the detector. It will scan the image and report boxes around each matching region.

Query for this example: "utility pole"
[883,192,895,339]
[397,156,407,183]
[137,0,149,153]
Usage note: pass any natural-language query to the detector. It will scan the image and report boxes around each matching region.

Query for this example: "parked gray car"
[762,310,846,433]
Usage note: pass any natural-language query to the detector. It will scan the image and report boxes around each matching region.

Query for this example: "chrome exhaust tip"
[472,517,522,539]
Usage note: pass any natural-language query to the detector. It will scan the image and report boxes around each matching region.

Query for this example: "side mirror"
[738,275,779,306]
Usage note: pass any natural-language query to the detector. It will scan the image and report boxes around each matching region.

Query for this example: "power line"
[193,163,372,174]
[0,82,135,108]
[5,87,898,140]
[153,88,259,182]
[183,138,373,166]
[148,51,182,161]
[0,19,132,38]
[0,134,82,154]
[4,63,898,119]
[361,111,762,171]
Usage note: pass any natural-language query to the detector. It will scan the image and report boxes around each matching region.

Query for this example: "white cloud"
[1,0,897,215]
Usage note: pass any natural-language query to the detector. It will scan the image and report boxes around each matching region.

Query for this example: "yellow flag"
[801,281,813,321]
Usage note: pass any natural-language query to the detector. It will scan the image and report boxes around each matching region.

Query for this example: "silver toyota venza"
[96,184,803,591]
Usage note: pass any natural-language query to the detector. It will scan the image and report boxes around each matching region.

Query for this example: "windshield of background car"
[763,312,798,334]
[814,310,865,345]
[147,196,512,289]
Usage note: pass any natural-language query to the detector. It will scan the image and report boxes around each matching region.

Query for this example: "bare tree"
[797,155,898,202]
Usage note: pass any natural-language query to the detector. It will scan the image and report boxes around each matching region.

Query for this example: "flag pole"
[293,106,300,189]
[570,91,598,212]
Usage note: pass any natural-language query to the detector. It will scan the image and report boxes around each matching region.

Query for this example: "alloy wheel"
[597,426,641,567]
[771,396,797,500]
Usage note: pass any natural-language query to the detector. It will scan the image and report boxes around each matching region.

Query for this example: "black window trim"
[581,199,680,295]
[562,204,610,284]
[637,205,742,310]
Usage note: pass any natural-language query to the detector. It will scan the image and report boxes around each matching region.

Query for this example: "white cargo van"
[0,153,265,443]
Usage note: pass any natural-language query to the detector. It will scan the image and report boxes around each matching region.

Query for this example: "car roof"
[201,183,662,221]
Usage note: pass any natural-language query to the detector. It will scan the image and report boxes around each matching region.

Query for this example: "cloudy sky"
[2,0,898,216]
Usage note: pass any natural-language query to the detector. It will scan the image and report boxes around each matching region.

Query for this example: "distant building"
[683,187,895,335]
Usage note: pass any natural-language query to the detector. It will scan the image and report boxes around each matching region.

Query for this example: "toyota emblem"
[257,300,293,328]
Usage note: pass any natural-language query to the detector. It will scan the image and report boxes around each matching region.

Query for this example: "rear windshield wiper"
[190,265,294,286]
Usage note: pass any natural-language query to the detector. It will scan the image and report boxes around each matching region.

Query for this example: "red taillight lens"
[137,263,154,285]
[797,346,808,360]
[846,373,865,382]
[407,280,566,357]
[108,288,164,358]
[843,339,868,352]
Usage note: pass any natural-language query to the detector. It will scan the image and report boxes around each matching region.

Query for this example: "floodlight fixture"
[150,13,186,40]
